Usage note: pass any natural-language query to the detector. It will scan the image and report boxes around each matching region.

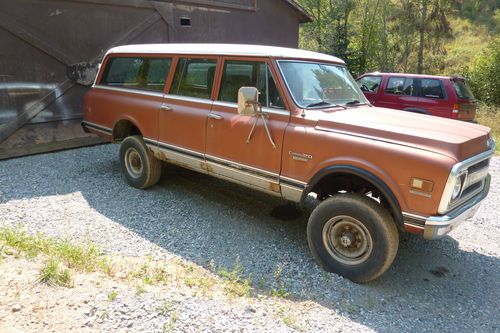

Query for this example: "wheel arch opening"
[113,119,142,143]
[302,166,404,229]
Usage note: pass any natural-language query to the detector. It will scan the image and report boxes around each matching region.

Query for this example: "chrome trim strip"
[82,121,112,134]
[164,94,214,106]
[438,140,495,214]
[212,101,290,116]
[279,176,307,189]
[143,137,157,145]
[93,85,164,98]
[157,141,205,160]
[206,155,279,181]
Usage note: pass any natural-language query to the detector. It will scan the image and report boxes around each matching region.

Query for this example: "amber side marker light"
[410,178,434,193]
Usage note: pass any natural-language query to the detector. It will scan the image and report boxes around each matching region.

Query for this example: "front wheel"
[119,135,162,189]
[307,193,399,283]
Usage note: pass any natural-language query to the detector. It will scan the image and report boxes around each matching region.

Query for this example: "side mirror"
[237,87,259,116]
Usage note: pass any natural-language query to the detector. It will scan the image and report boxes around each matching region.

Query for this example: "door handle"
[160,104,172,111]
[208,113,223,120]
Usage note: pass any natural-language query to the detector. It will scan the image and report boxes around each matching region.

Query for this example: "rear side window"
[100,57,171,92]
[219,60,283,108]
[357,76,382,93]
[385,77,414,95]
[421,79,444,99]
[452,80,474,100]
[170,58,217,99]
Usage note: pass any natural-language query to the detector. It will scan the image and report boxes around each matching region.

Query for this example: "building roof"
[282,0,314,23]
[107,43,345,64]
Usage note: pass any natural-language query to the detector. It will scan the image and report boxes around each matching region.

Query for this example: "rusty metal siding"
[0,0,308,159]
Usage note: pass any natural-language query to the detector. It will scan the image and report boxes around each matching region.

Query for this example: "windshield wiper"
[306,100,331,108]
[345,100,367,106]
[306,100,347,109]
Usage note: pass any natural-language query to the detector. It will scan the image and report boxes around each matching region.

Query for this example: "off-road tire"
[307,193,399,283]
[119,135,162,189]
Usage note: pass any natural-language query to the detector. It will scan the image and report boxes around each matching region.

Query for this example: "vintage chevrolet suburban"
[82,44,495,283]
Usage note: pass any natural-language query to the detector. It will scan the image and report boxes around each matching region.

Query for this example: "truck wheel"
[307,193,398,283]
[119,135,161,189]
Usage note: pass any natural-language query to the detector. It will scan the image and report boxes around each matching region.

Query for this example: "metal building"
[0,0,311,159]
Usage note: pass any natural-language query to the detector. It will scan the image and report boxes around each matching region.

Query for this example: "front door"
[205,58,290,195]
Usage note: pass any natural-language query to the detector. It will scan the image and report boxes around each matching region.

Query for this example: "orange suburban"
[82,44,495,282]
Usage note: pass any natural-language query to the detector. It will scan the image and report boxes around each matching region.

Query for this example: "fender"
[302,165,404,228]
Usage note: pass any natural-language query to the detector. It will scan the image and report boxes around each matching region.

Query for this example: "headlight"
[451,179,462,200]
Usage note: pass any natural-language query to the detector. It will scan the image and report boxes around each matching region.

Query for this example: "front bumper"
[404,174,491,240]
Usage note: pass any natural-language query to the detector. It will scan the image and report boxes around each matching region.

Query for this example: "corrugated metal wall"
[0,0,308,159]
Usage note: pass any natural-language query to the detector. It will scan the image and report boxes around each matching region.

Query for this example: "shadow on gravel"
[1,146,499,333]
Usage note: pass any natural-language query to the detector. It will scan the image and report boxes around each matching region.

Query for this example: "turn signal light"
[410,178,434,193]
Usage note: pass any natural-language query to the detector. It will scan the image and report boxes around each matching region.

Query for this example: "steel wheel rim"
[125,147,143,179]
[322,215,373,265]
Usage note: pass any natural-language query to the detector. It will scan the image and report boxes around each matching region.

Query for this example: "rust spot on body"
[269,182,280,192]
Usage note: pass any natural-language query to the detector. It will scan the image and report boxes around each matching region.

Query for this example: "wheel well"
[305,171,403,229]
[113,120,141,142]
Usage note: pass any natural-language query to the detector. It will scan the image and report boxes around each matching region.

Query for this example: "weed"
[107,290,118,301]
[37,259,72,287]
[218,259,251,298]
[135,284,146,296]
[157,300,173,316]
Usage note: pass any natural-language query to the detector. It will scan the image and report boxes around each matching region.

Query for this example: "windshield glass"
[278,61,368,108]
[452,79,475,100]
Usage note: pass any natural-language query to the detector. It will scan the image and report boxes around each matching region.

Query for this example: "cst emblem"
[289,151,313,162]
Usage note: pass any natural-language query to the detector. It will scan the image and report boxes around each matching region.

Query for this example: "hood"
[313,107,491,161]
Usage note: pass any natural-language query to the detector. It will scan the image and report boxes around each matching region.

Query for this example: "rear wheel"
[307,193,399,283]
[119,135,161,189]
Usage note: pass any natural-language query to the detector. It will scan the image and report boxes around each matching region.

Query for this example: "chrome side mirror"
[237,87,259,116]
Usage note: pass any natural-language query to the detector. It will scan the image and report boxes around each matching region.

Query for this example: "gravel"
[0,144,499,332]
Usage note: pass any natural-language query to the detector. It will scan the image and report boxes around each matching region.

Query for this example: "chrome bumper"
[404,174,491,240]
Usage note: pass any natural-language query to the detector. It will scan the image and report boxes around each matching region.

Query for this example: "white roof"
[106,43,345,64]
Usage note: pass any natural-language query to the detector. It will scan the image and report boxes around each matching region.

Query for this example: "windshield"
[278,61,368,108]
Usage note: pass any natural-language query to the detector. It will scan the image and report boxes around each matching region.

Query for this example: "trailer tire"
[119,135,161,189]
[307,193,399,283]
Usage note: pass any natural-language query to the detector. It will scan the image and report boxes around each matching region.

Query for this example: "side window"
[385,77,414,96]
[218,60,283,108]
[145,58,171,91]
[421,79,444,99]
[101,57,171,92]
[170,58,217,99]
[357,76,382,93]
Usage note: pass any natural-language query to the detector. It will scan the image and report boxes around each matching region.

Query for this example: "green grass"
[0,227,103,272]
[0,227,254,299]
[107,290,118,301]
[37,259,72,287]
[217,259,251,298]
[476,104,500,154]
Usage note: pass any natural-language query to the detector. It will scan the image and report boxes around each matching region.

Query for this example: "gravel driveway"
[0,144,499,332]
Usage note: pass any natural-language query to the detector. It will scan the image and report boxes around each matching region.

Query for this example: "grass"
[476,104,500,154]
[37,259,72,287]
[0,226,254,299]
[217,259,251,298]
[107,290,118,301]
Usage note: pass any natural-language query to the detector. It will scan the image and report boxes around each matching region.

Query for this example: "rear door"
[417,78,449,117]
[205,57,290,195]
[377,76,419,111]
[158,56,219,169]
